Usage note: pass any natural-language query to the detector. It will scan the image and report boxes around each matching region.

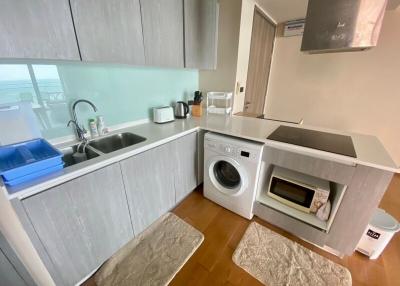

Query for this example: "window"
[33,65,64,102]
[0,64,68,135]
[0,64,36,105]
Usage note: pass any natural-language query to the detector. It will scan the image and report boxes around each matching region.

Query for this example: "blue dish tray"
[3,163,64,186]
[0,138,63,181]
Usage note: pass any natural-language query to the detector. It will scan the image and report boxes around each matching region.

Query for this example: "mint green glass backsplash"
[0,62,198,140]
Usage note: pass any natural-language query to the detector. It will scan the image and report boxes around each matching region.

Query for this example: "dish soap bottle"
[89,119,99,138]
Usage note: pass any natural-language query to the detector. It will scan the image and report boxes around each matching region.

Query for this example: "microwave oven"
[267,167,330,213]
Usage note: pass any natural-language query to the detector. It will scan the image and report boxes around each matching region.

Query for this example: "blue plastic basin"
[0,138,63,181]
[4,163,64,186]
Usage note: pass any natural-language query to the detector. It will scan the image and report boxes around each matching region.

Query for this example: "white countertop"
[3,114,398,200]
[3,119,199,200]
[195,115,399,172]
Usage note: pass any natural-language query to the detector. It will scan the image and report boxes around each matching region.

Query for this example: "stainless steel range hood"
[301,0,388,53]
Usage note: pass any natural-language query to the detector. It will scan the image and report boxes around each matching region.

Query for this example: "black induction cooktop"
[267,126,357,158]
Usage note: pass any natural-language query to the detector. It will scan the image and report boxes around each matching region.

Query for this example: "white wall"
[265,10,400,165]
[0,187,55,286]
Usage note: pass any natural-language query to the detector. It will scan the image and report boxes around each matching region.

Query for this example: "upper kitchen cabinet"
[70,0,145,65]
[140,0,185,68]
[184,0,219,69]
[0,0,80,60]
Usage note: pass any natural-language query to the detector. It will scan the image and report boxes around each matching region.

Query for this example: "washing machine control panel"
[222,145,234,154]
[206,140,259,161]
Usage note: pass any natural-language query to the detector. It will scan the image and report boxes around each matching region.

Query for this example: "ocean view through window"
[0,64,68,136]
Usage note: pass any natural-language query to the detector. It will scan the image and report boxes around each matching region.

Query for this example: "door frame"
[243,6,277,115]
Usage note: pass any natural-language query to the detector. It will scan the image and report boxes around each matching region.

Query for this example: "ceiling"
[256,0,400,23]
[256,0,308,23]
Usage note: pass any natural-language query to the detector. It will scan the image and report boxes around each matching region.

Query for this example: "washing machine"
[204,132,264,219]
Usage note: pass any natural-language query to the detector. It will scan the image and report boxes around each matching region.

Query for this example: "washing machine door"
[207,155,248,196]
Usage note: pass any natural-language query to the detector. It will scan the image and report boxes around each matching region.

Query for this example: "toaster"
[153,106,175,123]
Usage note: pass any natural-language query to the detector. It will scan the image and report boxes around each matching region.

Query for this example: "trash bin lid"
[370,209,400,232]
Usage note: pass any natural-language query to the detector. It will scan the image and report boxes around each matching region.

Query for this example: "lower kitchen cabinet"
[120,141,176,234]
[257,146,395,256]
[0,250,27,286]
[0,232,36,286]
[173,132,198,202]
[120,132,199,234]
[11,133,199,285]
[21,163,133,286]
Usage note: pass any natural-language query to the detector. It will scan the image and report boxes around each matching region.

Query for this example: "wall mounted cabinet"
[184,0,219,69]
[0,0,80,60]
[0,0,219,69]
[140,0,185,67]
[70,0,145,65]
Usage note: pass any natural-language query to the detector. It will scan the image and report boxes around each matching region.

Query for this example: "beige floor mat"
[233,222,352,286]
[95,212,204,286]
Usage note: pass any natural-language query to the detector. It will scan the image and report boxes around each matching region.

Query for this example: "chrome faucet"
[67,99,98,142]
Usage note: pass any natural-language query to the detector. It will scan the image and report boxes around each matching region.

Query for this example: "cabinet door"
[120,143,176,234]
[70,0,145,65]
[184,0,219,69]
[0,232,35,286]
[174,132,198,202]
[140,0,184,67]
[22,164,133,286]
[0,0,79,60]
[0,250,27,286]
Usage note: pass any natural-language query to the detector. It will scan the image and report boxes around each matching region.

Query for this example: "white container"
[89,119,99,138]
[97,115,106,136]
[206,92,233,115]
[356,208,400,259]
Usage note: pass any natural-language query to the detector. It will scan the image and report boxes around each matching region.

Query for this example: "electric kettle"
[174,101,189,119]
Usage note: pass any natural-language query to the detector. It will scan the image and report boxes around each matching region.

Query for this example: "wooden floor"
[84,174,400,286]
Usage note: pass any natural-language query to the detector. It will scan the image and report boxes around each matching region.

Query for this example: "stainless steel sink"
[61,144,100,167]
[88,132,146,153]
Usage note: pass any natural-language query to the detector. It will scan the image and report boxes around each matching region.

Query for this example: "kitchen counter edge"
[3,115,398,200]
